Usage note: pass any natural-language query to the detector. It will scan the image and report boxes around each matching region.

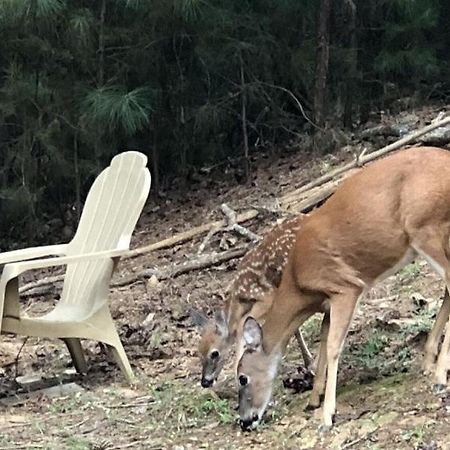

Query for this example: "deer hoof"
[432,383,446,395]
[318,423,332,434]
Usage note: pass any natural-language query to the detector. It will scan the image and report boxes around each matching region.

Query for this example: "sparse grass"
[398,261,422,281]
[344,330,390,372]
[47,390,97,415]
[62,436,90,450]
[49,396,82,414]
[147,379,235,431]
[401,422,435,449]
[401,308,435,337]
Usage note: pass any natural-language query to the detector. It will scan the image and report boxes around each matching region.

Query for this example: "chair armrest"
[0,244,68,265]
[1,248,128,282]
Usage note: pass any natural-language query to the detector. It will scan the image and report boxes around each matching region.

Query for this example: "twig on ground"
[114,246,249,287]
[221,203,261,242]
[341,427,380,449]
[197,226,221,255]
[14,337,28,379]
[111,440,147,449]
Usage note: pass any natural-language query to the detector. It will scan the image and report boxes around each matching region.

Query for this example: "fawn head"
[191,308,231,388]
[237,316,281,430]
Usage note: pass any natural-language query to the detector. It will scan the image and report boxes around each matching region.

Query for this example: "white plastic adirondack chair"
[0,151,151,383]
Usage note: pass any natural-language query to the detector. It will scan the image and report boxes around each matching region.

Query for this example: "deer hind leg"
[307,311,330,409]
[423,287,450,375]
[412,232,450,382]
[294,329,314,369]
[321,290,361,430]
[434,314,450,389]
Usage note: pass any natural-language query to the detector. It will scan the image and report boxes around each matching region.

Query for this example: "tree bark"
[343,0,357,128]
[313,0,333,127]
[73,135,81,222]
[98,0,106,86]
[151,117,160,193]
[239,53,250,181]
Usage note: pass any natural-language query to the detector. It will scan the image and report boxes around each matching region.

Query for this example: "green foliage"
[351,331,390,370]
[373,0,440,79]
[83,86,154,135]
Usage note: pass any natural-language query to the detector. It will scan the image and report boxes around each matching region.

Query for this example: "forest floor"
[1,105,450,449]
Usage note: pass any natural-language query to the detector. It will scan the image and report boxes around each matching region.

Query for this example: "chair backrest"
[58,151,151,317]
[68,151,151,254]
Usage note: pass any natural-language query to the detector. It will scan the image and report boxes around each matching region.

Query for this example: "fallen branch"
[23,247,251,296]
[113,246,249,287]
[14,337,28,379]
[359,123,410,139]
[197,226,221,255]
[19,274,63,295]
[196,204,261,255]
[124,209,259,259]
[281,115,450,203]
[280,169,360,211]
[221,203,261,242]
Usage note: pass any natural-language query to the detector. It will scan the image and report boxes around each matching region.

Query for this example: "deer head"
[191,308,231,388]
[236,316,281,430]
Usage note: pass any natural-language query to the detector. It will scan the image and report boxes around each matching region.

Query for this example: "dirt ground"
[2,106,450,449]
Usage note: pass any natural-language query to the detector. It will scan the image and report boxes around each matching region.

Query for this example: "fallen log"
[280,169,360,211]
[282,176,346,212]
[358,121,417,140]
[418,126,450,146]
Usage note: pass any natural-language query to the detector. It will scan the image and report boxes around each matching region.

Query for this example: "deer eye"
[210,350,219,360]
[239,375,248,386]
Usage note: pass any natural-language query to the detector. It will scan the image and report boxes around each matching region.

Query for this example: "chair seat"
[2,304,120,346]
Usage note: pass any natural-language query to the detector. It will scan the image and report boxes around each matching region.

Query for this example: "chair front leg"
[0,277,21,334]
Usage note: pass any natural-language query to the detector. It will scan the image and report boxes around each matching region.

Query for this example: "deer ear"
[214,308,228,338]
[190,308,209,329]
[242,316,263,350]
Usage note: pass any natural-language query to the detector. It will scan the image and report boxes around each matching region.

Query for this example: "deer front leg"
[307,311,330,409]
[321,291,360,431]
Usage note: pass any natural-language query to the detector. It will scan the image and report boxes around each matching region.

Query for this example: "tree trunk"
[239,53,250,182]
[73,135,81,221]
[313,0,333,128]
[98,0,106,87]
[151,139,160,194]
[343,0,357,128]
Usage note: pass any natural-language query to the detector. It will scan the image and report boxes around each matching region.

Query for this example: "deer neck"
[260,288,316,355]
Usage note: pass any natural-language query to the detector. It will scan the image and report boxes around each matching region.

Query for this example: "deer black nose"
[201,378,213,388]
[240,418,253,430]
[240,414,259,431]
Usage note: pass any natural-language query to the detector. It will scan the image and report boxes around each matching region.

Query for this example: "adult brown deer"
[237,147,450,431]
[191,215,316,388]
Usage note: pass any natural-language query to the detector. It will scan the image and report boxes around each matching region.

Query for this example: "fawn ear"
[213,308,229,338]
[242,316,263,351]
[190,308,209,329]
